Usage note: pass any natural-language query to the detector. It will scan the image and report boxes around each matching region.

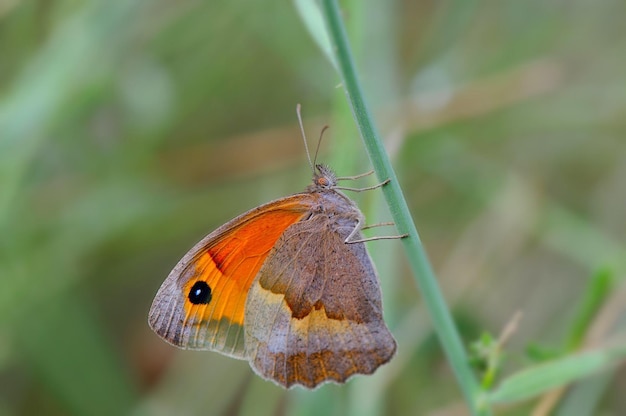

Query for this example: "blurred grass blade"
[294,0,338,70]
[489,346,626,404]
[564,268,614,351]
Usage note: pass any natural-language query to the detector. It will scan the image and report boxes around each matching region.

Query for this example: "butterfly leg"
[336,178,390,193]
[345,220,408,244]
[361,222,395,231]
[347,234,409,244]
[336,170,375,181]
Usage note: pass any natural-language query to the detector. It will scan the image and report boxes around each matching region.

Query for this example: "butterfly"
[149,107,397,389]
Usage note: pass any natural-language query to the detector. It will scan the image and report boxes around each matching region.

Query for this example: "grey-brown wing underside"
[244,214,396,388]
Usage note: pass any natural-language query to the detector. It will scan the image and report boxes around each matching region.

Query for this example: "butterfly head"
[311,164,337,190]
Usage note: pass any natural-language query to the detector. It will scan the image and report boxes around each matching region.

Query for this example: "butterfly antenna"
[296,104,314,173]
[313,125,329,168]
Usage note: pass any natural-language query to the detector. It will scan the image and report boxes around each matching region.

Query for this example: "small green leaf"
[469,333,495,371]
[489,347,626,404]
[469,332,505,389]
[526,343,562,362]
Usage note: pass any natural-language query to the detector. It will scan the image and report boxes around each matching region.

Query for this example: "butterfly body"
[149,164,396,388]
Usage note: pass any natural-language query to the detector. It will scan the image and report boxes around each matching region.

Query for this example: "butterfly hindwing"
[244,203,397,387]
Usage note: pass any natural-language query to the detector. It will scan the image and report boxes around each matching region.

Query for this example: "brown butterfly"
[149,107,397,388]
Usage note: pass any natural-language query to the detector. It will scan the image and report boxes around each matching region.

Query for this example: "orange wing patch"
[183,208,310,326]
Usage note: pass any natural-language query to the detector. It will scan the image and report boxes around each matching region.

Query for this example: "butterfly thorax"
[302,165,364,227]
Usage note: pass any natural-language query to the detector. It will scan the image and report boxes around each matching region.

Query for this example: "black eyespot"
[188,281,212,305]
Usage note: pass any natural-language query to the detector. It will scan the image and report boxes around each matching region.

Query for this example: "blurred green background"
[1,0,625,415]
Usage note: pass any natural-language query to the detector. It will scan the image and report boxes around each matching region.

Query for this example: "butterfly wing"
[244,209,397,387]
[148,195,314,358]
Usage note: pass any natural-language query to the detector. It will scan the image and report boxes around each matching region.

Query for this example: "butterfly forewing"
[148,198,312,358]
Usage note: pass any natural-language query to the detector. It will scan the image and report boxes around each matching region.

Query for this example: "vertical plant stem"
[319,1,488,414]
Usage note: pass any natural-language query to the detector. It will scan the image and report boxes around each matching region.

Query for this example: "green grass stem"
[318,1,488,414]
